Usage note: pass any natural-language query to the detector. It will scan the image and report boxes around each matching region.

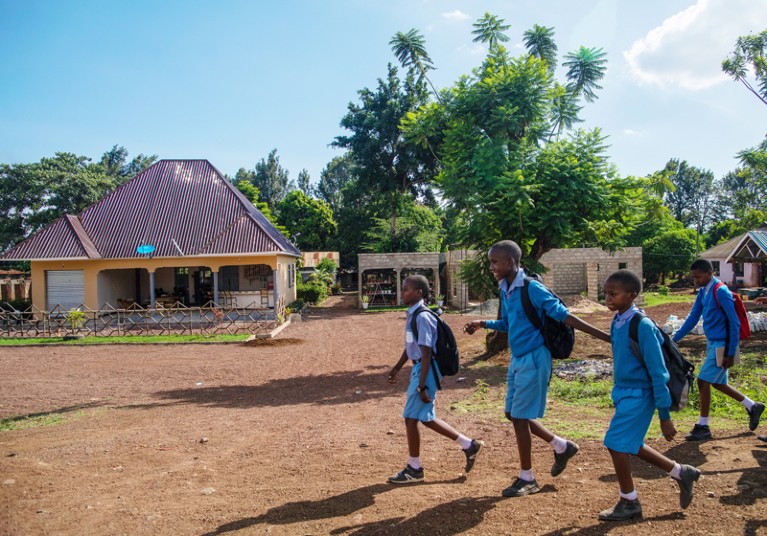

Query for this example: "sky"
[1,0,767,186]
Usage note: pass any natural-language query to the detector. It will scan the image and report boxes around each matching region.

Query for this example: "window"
[711,261,720,276]
[734,262,744,277]
[288,263,295,288]
[619,262,627,270]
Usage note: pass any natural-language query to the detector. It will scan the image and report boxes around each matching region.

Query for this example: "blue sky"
[1,0,766,185]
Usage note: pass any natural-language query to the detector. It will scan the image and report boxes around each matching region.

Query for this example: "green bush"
[657,285,670,296]
[297,283,328,304]
[287,299,305,311]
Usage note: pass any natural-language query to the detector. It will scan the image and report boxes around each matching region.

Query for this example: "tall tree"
[722,29,767,107]
[0,162,45,252]
[234,179,287,235]
[99,145,157,185]
[662,159,716,253]
[277,190,337,251]
[523,24,558,71]
[248,149,294,211]
[297,169,313,197]
[333,64,437,243]
[389,29,440,101]
[316,154,356,214]
[472,12,511,51]
[563,46,608,103]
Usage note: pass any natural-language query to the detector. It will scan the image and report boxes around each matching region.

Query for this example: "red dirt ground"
[0,294,765,535]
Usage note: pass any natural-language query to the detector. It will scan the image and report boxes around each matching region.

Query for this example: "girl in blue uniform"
[599,269,701,521]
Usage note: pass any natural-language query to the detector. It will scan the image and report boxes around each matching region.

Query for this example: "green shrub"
[657,285,670,296]
[288,299,305,311]
[297,283,328,304]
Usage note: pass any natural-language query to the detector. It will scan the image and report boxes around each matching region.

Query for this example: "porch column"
[272,269,278,309]
[149,270,156,310]
[358,270,363,306]
[213,271,219,305]
[395,269,401,305]
[433,265,441,301]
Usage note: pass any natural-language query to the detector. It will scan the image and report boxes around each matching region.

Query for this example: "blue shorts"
[403,360,441,422]
[505,345,552,419]
[698,340,728,385]
[604,386,655,455]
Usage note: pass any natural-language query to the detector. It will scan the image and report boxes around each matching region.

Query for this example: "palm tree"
[390,29,441,101]
[523,24,558,72]
[721,31,767,107]
[549,84,583,140]
[563,46,608,103]
[471,12,511,51]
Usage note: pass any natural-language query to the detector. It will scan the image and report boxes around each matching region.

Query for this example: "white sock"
[550,435,567,454]
[698,416,710,426]
[741,397,755,411]
[456,434,473,450]
[519,468,535,481]
[619,489,638,501]
[668,463,682,480]
[408,456,421,470]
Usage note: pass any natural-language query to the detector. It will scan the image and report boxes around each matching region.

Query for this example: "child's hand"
[721,355,734,369]
[419,390,432,403]
[463,321,482,335]
[660,419,677,441]
[387,368,399,384]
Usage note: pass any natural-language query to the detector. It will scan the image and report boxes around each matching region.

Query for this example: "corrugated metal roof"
[2,159,300,260]
[701,232,747,259]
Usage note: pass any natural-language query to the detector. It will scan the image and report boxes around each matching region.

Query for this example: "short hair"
[406,274,431,300]
[489,240,521,263]
[690,259,713,273]
[605,269,642,294]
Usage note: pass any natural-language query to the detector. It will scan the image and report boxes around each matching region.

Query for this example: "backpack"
[520,276,575,359]
[712,282,751,341]
[628,311,695,412]
[410,306,460,390]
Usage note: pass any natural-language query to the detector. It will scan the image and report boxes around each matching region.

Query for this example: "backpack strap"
[711,281,733,353]
[410,305,441,389]
[628,312,646,368]
[521,277,543,331]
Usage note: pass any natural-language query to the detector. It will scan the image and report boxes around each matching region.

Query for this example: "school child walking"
[387,274,483,484]
[463,240,610,497]
[672,259,764,440]
[599,269,701,521]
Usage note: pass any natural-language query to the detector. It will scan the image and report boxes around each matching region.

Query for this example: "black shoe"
[388,464,424,484]
[675,464,701,509]
[685,424,712,441]
[748,402,765,431]
[502,477,540,497]
[551,440,579,476]
[758,435,767,443]
[463,439,484,473]
[599,498,643,521]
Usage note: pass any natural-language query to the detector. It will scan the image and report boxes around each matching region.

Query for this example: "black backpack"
[410,305,460,390]
[628,311,695,412]
[520,276,575,360]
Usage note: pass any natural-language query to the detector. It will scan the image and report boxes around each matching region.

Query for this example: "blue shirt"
[405,300,437,361]
[611,308,672,420]
[485,269,570,357]
[672,277,740,356]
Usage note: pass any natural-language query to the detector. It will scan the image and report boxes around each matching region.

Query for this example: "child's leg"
[528,419,554,442]
[608,448,636,495]
[405,418,421,458]
[512,418,533,471]
[636,444,674,472]
[422,418,459,440]
[638,444,701,509]
[698,378,712,417]
[712,382,745,403]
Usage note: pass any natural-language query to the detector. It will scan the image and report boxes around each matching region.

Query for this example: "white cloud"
[442,10,470,21]
[623,129,645,137]
[623,0,767,91]
[457,43,486,56]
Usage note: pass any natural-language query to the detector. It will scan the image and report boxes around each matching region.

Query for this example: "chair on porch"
[260,288,269,308]
[220,290,233,308]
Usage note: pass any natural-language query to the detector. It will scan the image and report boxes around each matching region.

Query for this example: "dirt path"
[0,295,765,535]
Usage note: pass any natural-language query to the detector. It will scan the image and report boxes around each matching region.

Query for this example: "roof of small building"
[701,224,767,261]
[1,159,300,260]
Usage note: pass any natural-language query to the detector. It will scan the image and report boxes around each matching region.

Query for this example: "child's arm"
[565,315,611,343]
[388,350,409,384]
[716,286,741,359]
[417,345,434,403]
[671,292,703,343]
[638,319,673,422]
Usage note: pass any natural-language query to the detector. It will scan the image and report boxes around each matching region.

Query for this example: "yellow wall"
[31,253,297,310]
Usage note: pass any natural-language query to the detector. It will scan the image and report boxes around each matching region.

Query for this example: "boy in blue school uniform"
[387,275,483,484]
[463,240,610,497]
[672,259,764,440]
[599,269,701,521]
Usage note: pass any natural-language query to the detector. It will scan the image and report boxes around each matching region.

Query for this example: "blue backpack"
[410,306,460,390]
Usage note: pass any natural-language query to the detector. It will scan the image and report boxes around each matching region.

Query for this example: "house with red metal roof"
[1,160,301,311]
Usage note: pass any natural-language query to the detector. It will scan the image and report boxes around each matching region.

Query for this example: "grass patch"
[0,412,68,432]
[643,291,696,308]
[548,377,613,408]
[0,333,251,346]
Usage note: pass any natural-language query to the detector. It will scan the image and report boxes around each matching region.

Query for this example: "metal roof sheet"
[2,159,300,260]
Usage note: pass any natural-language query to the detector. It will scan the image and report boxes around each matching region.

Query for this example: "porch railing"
[0,297,286,338]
